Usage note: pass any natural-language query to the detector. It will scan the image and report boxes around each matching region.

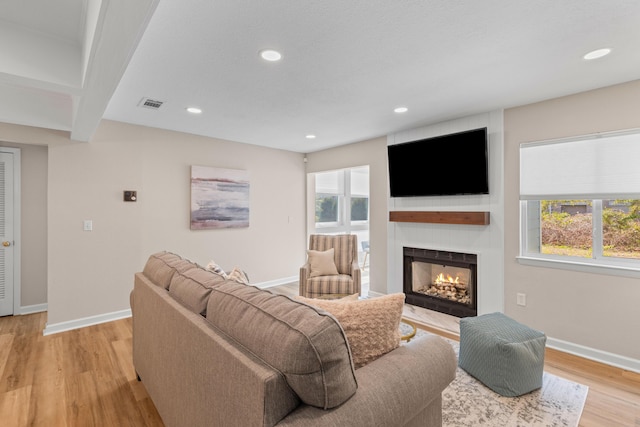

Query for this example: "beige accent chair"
[300,234,361,298]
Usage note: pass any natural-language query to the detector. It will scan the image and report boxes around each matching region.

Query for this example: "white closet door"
[0,152,14,316]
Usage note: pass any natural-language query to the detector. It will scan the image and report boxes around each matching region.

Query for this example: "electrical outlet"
[83,220,93,231]
[516,293,526,306]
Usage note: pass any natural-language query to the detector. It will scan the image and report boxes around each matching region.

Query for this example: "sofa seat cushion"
[297,293,405,368]
[168,264,227,315]
[305,274,355,298]
[206,281,357,409]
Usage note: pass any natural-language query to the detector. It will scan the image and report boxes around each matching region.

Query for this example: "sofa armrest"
[276,334,456,426]
[132,273,299,427]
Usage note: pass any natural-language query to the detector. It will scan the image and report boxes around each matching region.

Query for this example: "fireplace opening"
[403,247,477,318]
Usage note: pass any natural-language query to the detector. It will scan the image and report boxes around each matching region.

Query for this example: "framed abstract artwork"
[190,165,250,229]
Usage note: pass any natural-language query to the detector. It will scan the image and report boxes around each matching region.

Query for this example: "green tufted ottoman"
[458,312,546,397]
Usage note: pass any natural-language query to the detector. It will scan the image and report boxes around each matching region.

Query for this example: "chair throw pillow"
[297,293,406,369]
[307,248,339,277]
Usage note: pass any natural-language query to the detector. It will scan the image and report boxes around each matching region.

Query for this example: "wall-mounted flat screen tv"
[388,127,489,197]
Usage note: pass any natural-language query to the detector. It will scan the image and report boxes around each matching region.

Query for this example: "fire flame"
[435,272,459,285]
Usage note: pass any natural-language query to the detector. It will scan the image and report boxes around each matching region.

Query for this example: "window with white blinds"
[519,128,640,276]
[520,129,640,200]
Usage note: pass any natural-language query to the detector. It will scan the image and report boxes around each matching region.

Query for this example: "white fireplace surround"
[386,111,505,316]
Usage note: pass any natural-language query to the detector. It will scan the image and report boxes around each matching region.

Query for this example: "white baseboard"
[367,290,385,298]
[43,309,132,336]
[546,336,640,374]
[39,275,298,336]
[255,275,298,289]
[18,303,48,315]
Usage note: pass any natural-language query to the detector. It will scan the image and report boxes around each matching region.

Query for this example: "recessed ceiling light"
[186,107,202,114]
[394,107,408,113]
[260,49,282,61]
[306,134,316,139]
[583,48,611,60]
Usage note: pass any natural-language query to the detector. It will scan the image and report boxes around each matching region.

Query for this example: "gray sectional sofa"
[130,251,457,427]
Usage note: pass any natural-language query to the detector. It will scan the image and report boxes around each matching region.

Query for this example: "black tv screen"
[388,127,488,197]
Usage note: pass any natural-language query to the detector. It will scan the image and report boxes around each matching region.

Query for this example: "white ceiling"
[1,0,639,153]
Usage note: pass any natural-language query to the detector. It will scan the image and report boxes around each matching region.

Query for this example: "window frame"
[315,193,342,228]
[349,195,369,224]
[519,199,640,278]
[313,168,370,233]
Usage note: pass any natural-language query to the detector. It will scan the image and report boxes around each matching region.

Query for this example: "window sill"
[516,255,640,279]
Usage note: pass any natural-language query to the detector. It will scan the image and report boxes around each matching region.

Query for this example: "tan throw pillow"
[227,267,249,284]
[205,260,228,278]
[307,248,339,277]
[297,293,406,368]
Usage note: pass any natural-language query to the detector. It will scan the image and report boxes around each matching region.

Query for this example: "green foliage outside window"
[351,197,368,221]
[316,195,338,223]
[541,200,640,259]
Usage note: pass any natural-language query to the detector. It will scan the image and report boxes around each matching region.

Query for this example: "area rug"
[405,326,589,427]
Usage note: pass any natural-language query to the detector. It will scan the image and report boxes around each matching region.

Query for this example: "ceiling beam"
[71,0,160,142]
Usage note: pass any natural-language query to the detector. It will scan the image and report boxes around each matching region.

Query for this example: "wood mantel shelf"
[389,211,490,225]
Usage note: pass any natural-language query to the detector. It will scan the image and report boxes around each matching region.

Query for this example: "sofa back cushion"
[168,264,227,316]
[143,251,192,289]
[206,281,357,409]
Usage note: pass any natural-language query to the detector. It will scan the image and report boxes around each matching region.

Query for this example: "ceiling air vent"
[138,97,164,110]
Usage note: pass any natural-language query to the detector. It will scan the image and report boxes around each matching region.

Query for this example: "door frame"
[0,147,21,315]
[307,165,370,267]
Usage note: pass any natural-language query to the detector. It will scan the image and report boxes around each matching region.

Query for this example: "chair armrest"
[299,263,311,297]
[350,260,361,295]
[277,334,457,426]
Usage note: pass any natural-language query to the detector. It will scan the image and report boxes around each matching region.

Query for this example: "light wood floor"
[0,312,163,426]
[1,285,639,426]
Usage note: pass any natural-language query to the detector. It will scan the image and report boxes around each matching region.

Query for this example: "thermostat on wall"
[124,190,137,202]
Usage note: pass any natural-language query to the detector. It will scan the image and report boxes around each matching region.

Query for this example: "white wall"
[387,111,505,315]
[1,119,307,330]
[504,80,640,369]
